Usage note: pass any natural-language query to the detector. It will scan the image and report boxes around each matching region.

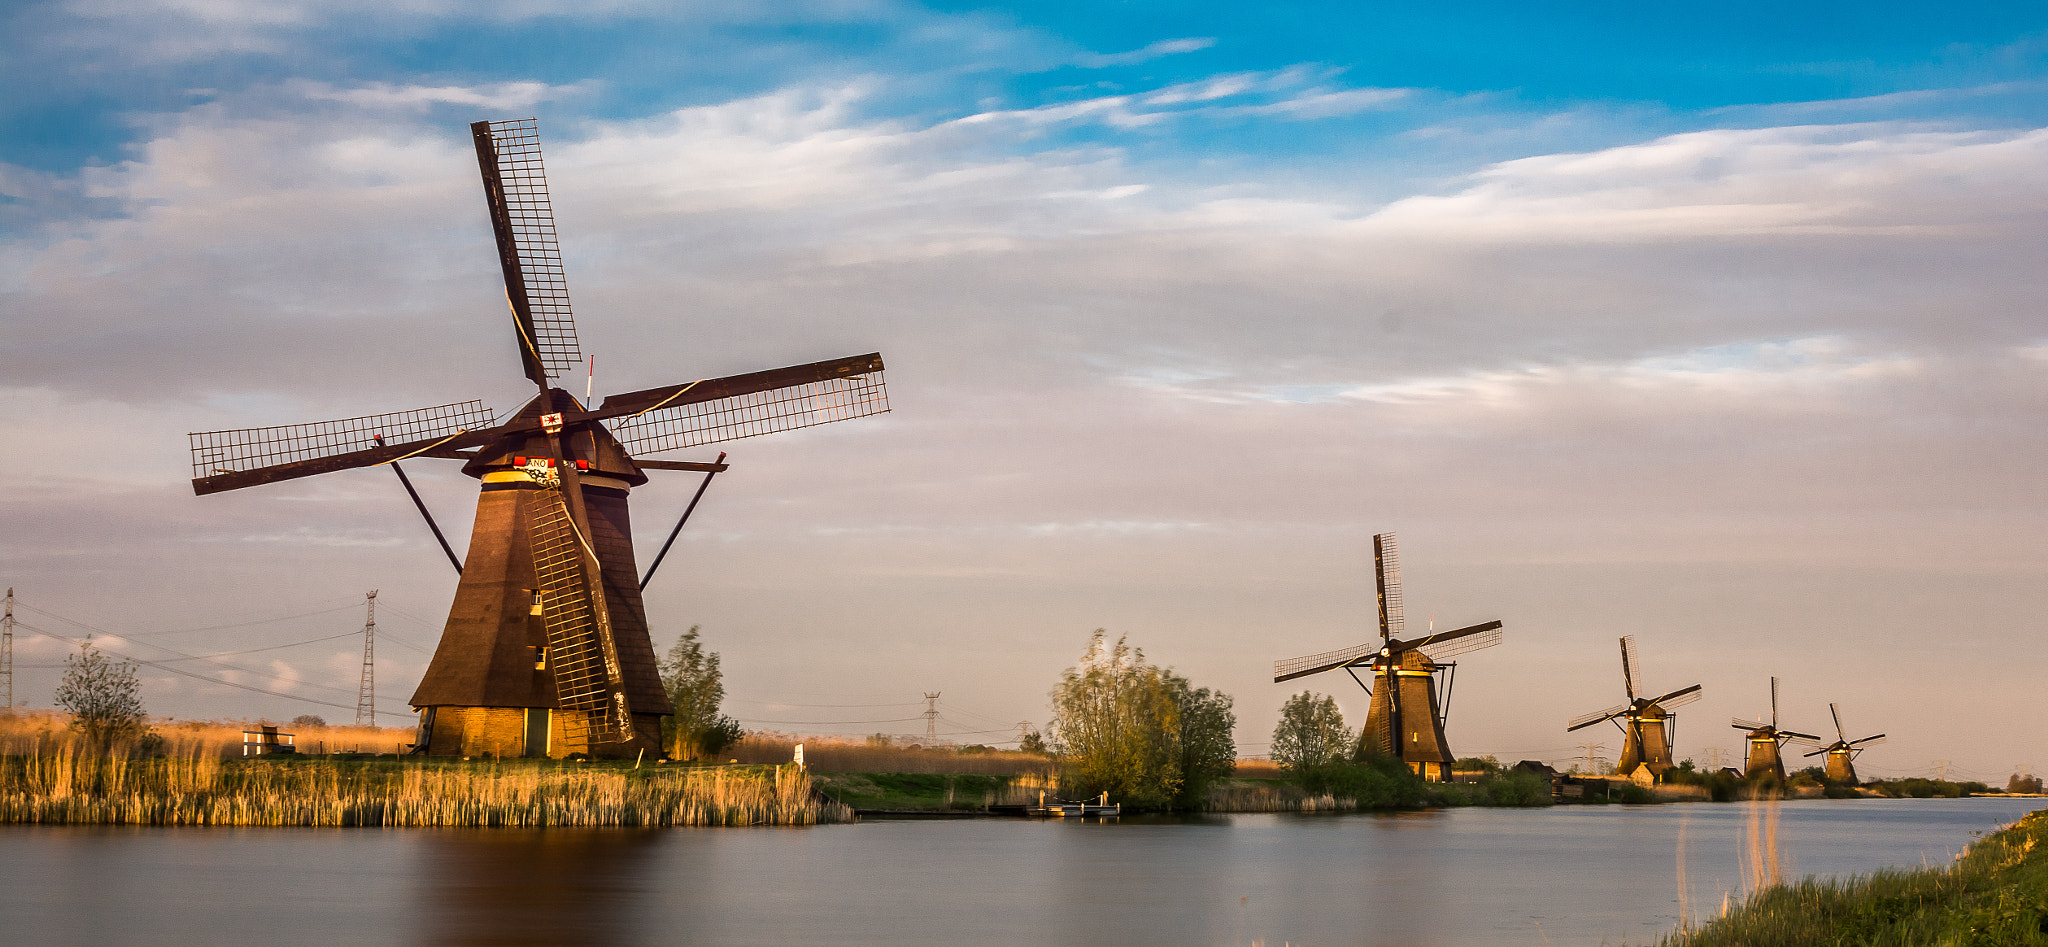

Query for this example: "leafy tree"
[54,639,147,747]
[1047,630,1237,810]
[1018,729,1048,755]
[1165,673,1236,809]
[2010,773,2044,794]
[290,714,327,729]
[659,625,742,760]
[1271,691,1352,771]
[1047,631,1183,808]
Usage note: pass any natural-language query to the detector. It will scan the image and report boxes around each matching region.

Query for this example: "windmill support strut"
[375,435,463,575]
[639,452,725,591]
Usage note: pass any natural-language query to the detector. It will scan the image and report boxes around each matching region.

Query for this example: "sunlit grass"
[1664,809,2048,946]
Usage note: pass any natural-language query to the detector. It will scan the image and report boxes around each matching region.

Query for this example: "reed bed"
[1202,779,1359,813]
[0,711,411,758]
[0,739,851,827]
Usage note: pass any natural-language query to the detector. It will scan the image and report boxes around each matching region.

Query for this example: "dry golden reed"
[0,734,850,828]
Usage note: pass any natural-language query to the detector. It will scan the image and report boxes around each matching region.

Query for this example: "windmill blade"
[1372,532,1405,640]
[1770,676,1779,727]
[1781,731,1825,746]
[1731,717,1770,731]
[1568,703,1630,731]
[602,354,889,455]
[1830,702,1848,743]
[1274,642,1377,683]
[1850,734,1887,747]
[1619,636,1640,700]
[1649,683,1702,711]
[1412,621,1504,661]
[189,401,499,495]
[1803,746,1834,758]
[473,118,582,386]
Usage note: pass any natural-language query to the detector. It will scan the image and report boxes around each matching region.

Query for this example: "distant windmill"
[1804,702,1885,784]
[1730,676,1820,780]
[187,119,890,757]
[1272,532,1503,782]
[1566,636,1702,785]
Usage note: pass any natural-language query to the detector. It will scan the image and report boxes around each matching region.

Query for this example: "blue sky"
[3,2,2047,778]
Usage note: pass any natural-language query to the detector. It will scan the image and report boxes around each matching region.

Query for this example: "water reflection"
[410,829,660,947]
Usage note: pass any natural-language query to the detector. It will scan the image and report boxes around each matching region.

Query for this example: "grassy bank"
[1663,808,2048,946]
[0,741,850,827]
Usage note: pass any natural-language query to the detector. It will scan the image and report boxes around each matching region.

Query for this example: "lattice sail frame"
[526,478,630,747]
[609,371,889,455]
[187,401,495,477]
[477,118,582,382]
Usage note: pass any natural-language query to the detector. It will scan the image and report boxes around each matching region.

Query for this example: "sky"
[2,1,2045,781]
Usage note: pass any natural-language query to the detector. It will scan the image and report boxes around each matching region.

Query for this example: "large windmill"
[1272,532,1504,782]
[1730,676,1820,781]
[187,119,889,758]
[1804,702,1885,784]
[1566,637,1701,785]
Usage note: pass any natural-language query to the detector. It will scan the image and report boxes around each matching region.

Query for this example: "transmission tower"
[355,590,377,727]
[1933,759,1952,781]
[1577,741,1609,775]
[923,692,940,745]
[1,588,13,713]
[1704,746,1730,770]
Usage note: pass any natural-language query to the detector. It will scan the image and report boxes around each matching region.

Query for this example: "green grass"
[1664,809,2048,946]
[810,772,1013,810]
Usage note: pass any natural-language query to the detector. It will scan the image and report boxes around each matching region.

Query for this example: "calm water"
[2,797,2039,947]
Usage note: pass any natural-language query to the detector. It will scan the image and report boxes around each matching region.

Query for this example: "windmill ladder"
[529,483,629,748]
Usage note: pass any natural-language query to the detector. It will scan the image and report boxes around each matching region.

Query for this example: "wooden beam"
[632,459,730,473]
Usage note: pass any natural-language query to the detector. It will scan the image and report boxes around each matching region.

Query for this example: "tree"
[290,714,327,729]
[1165,673,1236,809]
[659,625,742,760]
[1271,691,1352,771]
[1047,630,1236,810]
[54,639,147,747]
[1018,729,1048,755]
[1048,632,1181,807]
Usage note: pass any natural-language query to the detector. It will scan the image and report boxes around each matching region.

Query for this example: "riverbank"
[0,747,849,826]
[1663,807,2048,946]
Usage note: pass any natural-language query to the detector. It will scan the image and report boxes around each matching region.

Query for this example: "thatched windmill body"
[1272,533,1503,782]
[188,119,890,758]
[1567,637,1701,784]
[1730,676,1820,780]
[1805,702,1885,784]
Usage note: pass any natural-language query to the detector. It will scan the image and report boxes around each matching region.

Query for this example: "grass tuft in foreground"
[1664,809,2048,946]
[0,739,851,827]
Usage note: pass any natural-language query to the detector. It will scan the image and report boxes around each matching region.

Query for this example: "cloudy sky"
[3,1,2044,779]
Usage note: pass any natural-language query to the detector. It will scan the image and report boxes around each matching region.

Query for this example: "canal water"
[3,797,2039,946]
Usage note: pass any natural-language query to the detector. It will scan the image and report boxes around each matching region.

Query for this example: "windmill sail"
[189,401,497,495]
[1373,532,1404,640]
[473,118,582,385]
[603,354,889,455]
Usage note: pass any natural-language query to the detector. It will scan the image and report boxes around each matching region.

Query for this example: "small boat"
[1007,791,1119,818]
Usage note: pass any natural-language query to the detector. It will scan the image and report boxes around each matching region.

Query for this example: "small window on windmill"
[530,589,544,617]
[532,646,547,670]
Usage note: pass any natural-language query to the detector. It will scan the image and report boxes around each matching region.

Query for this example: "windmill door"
[524,708,550,758]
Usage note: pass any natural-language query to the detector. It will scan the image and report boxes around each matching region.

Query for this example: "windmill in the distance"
[187,119,890,757]
[1730,676,1820,781]
[1804,702,1885,784]
[1272,532,1504,782]
[1566,637,1702,786]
